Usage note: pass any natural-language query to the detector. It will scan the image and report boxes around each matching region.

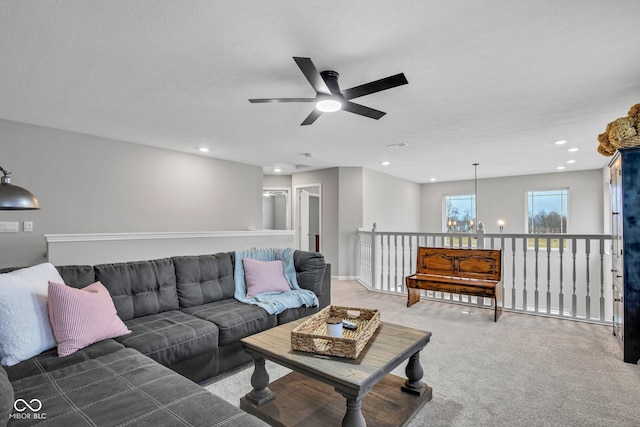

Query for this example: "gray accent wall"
[0,120,263,268]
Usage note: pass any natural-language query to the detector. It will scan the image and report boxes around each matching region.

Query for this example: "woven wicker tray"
[291,305,380,359]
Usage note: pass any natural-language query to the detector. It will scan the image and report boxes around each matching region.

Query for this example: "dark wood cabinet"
[610,147,640,363]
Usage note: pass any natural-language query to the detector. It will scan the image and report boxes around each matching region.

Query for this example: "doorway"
[294,184,321,252]
[262,188,290,230]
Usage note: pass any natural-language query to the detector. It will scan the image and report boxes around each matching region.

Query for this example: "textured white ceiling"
[1,1,639,183]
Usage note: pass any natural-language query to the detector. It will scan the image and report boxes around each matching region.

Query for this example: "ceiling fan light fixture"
[315,97,342,113]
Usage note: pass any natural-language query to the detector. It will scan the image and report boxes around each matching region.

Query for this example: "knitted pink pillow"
[243,258,291,298]
[47,281,131,357]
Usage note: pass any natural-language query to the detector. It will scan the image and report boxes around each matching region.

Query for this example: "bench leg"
[407,287,421,307]
[494,283,503,322]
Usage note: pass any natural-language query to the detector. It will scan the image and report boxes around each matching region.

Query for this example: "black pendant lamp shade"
[0,166,40,210]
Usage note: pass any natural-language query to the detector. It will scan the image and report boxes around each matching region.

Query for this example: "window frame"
[443,193,476,233]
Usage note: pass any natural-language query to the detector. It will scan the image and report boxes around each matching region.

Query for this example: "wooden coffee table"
[240,319,432,427]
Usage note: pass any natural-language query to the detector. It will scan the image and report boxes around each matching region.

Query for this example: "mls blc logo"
[10,398,46,420]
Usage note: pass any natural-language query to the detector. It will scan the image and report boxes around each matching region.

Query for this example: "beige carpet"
[205,280,640,426]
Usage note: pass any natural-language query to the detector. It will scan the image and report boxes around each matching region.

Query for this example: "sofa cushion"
[293,250,327,297]
[115,310,218,367]
[172,253,235,308]
[94,258,179,321]
[55,265,95,289]
[0,263,63,366]
[47,281,131,357]
[8,348,267,427]
[0,365,13,427]
[276,305,320,326]
[182,299,276,346]
[3,339,125,382]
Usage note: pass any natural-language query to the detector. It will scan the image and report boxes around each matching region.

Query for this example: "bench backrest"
[415,247,502,281]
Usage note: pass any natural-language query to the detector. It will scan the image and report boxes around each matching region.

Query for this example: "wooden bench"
[405,247,503,321]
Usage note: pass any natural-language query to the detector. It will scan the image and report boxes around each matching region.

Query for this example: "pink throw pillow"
[243,258,291,298]
[47,281,131,357]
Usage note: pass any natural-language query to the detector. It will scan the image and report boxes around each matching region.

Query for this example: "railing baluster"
[534,237,539,313]
[512,237,517,310]
[386,234,391,292]
[394,234,398,292]
[585,239,591,320]
[599,239,605,322]
[547,237,552,314]
[409,235,414,276]
[559,237,564,317]
[572,238,577,318]
[522,237,528,311]
[401,235,406,293]
[379,233,384,291]
[500,236,506,308]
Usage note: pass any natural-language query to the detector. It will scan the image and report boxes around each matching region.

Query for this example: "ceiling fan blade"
[342,101,386,120]
[293,57,331,95]
[301,109,322,126]
[341,73,408,100]
[249,98,315,103]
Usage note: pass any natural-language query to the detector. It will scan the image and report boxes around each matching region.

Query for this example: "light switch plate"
[24,221,33,232]
[0,221,19,232]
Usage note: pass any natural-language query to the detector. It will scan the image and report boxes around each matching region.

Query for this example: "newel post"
[476,221,485,249]
[371,223,377,289]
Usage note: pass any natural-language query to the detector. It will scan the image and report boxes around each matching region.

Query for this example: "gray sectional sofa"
[0,250,330,426]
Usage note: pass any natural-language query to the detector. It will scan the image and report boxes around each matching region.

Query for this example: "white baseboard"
[332,275,358,281]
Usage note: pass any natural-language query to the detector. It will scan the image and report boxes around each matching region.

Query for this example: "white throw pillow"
[0,263,63,366]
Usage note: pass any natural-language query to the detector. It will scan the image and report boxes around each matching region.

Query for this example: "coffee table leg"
[244,356,275,405]
[338,392,366,427]
[401,350,426,396]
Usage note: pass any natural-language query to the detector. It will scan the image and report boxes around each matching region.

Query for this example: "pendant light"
[0,166,40,210]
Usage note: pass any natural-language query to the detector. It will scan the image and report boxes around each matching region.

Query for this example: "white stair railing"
[357,225,612,324]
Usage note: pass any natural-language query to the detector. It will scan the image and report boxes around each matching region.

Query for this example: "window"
[527,189,567,234]
[444,194,476,232]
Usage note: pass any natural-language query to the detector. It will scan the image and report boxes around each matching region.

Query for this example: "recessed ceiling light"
[566,159,576,164]
[381,161,390,166]
[199,147,210,153]
[557,166,565,170]
[274,168,282,173]
[555,140,567,145]
[568,148,579,152]
[430,177,437,182]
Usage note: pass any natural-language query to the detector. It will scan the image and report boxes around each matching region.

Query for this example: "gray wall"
[0,120,263,268]
[263,174,292,188]
[420,169,605,234]
[338,167,363,279]
[363,168,421,232]
[292,168,339,273]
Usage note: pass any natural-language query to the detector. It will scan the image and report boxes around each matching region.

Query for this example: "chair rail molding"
[45,230,296,265]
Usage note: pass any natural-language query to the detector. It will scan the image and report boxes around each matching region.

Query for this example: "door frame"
[262,187,291,230]
[293,183,322,251]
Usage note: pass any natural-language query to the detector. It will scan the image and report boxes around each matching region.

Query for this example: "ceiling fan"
[249,57,408,126]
